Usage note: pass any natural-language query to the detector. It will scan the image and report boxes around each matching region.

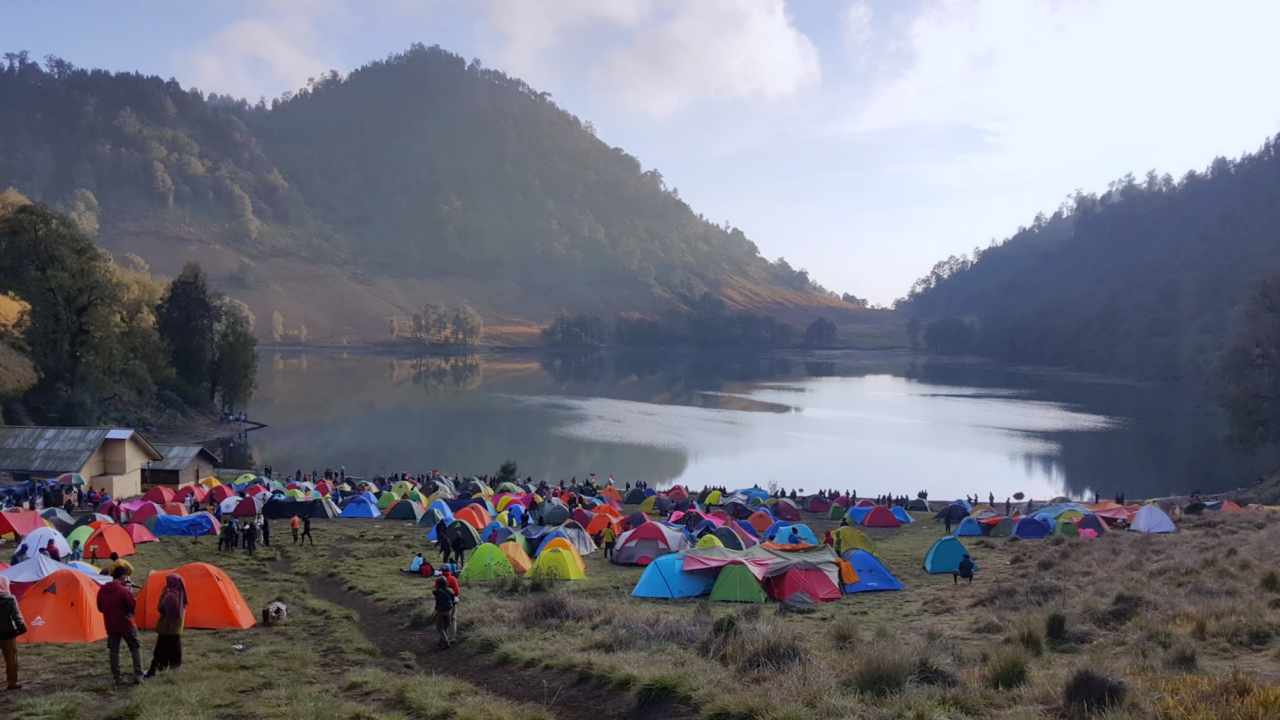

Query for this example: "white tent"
[1130,505,1176,534]
[21,526,71,556]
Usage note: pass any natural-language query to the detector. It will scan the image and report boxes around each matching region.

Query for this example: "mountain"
[0,47,856,343]
[898,135,1280,382]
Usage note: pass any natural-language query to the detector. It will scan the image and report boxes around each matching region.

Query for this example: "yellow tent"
[833,526,877,556]
[199,476,221,488]
[235,473,256,484]
[496,510,510,527]
[500,541,533,575]
[529,547,585,581]
[639,496,657,514]
[705,490,723,506]
[473,481,494,499]
[540,538,586,573]
[696,533,724,549]
[496,496,516,512]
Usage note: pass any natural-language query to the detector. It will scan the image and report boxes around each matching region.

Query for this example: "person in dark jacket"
[97,567,144,685]
[432,578,456,648]
[0,577,27,690]
[300,515,314,546]
[145,575,187,677]
[436,522,452,565]
[260,515,270,547]
[954,554,975,585]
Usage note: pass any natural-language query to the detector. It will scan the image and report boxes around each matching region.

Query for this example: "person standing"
[244,519,258,555]
[0,577,27,690]
[601,524,617,561]
[260,515,270,547]
[97,568,143,685]
[300,515,314,546]
[290,515,301,545]
[432,578,456,649]
[145,575,186,677]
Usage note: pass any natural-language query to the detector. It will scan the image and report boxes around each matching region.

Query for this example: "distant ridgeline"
[0,47,857,342]
[898,135,1280,385]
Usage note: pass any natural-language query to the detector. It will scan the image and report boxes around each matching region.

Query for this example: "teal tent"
[923,536,971,574]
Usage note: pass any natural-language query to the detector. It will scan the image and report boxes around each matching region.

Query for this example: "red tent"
[123,522,159,544]
[773,500,801,521]
[571,508,594,527]
[855,499,874,508]
[747,511,774,535]
[667,485,688,501]
[175,484,207,503]
[142,486,176,505]
[861,506,902,528]
[231,497,258,518]
[130,502,163,526]
[208,485,236,503]
[805,497,831,513]
[315,480,333,496]
[244,485,267,497]
[163,502,188,516]
[765,567,841,604]
[454,505,490,530]
[832,495,851,508]
[0,510,46,538]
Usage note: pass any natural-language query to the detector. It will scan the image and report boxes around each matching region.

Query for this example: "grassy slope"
[5,505,1280,719]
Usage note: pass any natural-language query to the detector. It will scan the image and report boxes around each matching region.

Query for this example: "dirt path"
[282,555,698,720]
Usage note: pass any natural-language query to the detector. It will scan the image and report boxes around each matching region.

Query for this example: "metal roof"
[0,426,162,474]
[150,444,221,471]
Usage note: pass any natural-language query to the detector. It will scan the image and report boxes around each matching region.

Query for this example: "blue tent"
[923,536,970,574]
[421,500,455,537]
[842,549,903,592]
[1012,516,1051,539]
[339,496,380,519]
[631,553,715,599]
[505,504,526,526]
[890,506,913,524]
[845,506,872,525]
[154,513,218,537]
[955,517,984,536]
[736,520,760,538]
[733,487,770,502]
[766,523,818,545]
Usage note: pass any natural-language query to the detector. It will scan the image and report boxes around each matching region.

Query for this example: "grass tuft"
[1063,669,1126,715]
[985,649,1029,690]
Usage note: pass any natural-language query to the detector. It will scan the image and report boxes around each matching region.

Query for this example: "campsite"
[2,482,1277,720]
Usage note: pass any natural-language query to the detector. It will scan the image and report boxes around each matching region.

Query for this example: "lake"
[239,349,1273,500]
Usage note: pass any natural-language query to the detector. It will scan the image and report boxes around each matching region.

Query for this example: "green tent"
[709,564,767,603]
[828,505,846,521]
[376,491,400,510]
[67,524,94,550]
[1053,520,1079,538]
[459,543,516,583]
[989,517,1014,538]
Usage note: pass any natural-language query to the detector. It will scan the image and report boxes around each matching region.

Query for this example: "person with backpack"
[0,577,27,690]
[954,554,976,585]
[432,578,456,649]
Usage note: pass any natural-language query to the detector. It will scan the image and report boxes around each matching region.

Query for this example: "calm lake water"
[239,349,1272,500]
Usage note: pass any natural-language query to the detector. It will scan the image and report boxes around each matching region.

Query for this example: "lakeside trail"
[288,548,699,720]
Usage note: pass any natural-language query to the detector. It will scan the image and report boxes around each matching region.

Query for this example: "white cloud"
[484,0,651,77]
[599,0,820,117]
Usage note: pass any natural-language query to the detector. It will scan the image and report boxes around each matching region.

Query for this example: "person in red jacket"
[441,568,461,638]
[96,567,143,685]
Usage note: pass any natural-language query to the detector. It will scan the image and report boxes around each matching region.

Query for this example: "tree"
[542,313,607,347]
[450,305,482,345]
[156,263,220,400]
[210,302,258,411]
[804,317,837,347]
[272,310,284,341]
[496,460,518,484]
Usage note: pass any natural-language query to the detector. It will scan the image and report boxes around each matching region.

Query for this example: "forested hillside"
[0,47,853,342]
[899,136,1280,382]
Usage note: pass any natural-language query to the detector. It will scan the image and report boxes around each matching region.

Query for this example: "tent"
[713,525,756,551]
[828,505,847,521]
[129,502,164,527]
[22,526,71,557]
[66,524,94,551]
[218,496,241,515]
[421,500,455,538]
[1076,514,1106,535]
[0,510,46,539]
[15,570,107,644]
[934,504,969,525]
[906,498,930,512]
[529,547,585,581]
[586,513,623,539]
[845,506,872,525]
[84,524,137,560]
[842,550,902,592]
[767,523,818,545]
[459,543,516,583]
[1012,517,1051,540]
[805,496,832,514]
[861,506,902,528]
[554,522,598,555]
[0,554,101,591]
[623,488,646,504]
[955,517,984,537]
[153,512,220,537]
[696,534,724,549]
[765,566,841,604]
[1130,505,1176,534]
[773,499,801,521]
[923,536,970,574]
[499,541,533,575]
[539,538,587,573]
[612,522,689,566]
[208,484,236,503]
[231,497,259,518]
[339,495,381,519]
[137,563,255,630]
[890,506,913,524]
[385,500,424,522]
[123,523,158,544]
[709,563,767,603]
[539,501,571,526]
[445,520,482,551]
[455,504,491,531]
[175,484,208,503]
[143,486,176,506]
[632,553,715,599]
[1053,520,1079,538]
[376,492,400,511]
[747,511,774,535]
[832,526,876,556]
[39,508,75,534]
[705,490,723,506]
[988,516,1015,538]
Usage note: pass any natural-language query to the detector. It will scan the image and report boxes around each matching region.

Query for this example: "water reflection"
[244,349,1275,499]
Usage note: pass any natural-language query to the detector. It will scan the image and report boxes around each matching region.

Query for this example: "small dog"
[261,601,288,626]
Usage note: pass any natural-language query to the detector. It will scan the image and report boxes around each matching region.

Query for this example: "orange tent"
[601,486,622,503]
[123,522,158,544]
[586,514,623,538]
[594,504,622,519]
[137,563,255,630]
[0,510,47,538]
[1220,500,1245,513]
[84,524,137,559]
[16,570,107,644]
[539,538,586,572]
[163,502,188,516]
[747,510,773,535]
[143,486,176,505]
[499,541,532,575]
[454,505,490,531]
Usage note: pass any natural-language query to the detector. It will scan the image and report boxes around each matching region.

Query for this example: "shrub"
[1154,673,1280,720]
[986,650,1029,690]
[521,594,594,625]
[732,634,810,673]
[1016,624,1044,656]
[1038,556,1057,571]
[1046,611,1068,643]
[1063,669,1126,714]
[912,656,959,688]
[1093,593,1144,629]
[407,604,434,629]
[635,675,692,708]
[830,618,860,645]
[1165,642,1198,671]
[1262,570,1280,593]
[848,650,913,697]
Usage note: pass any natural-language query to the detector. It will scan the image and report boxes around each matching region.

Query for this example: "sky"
[6,1,1280,304]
